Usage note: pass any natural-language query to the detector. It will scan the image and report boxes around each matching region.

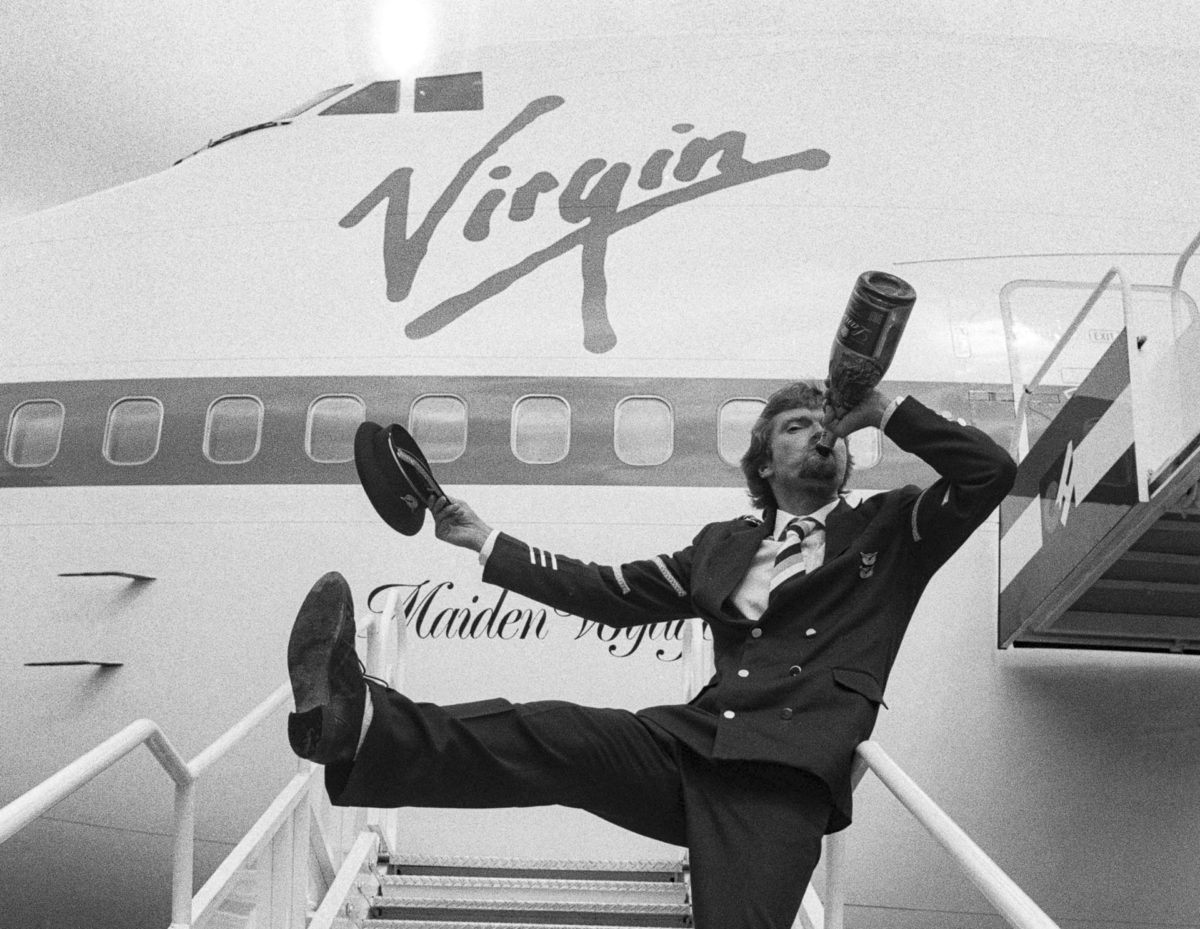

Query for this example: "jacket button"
[779,708,794,720]
[805,628,816,637]
[750,628,763,638]
[789,665,802,676]
[737,669,749,678]
[723,710,736,719]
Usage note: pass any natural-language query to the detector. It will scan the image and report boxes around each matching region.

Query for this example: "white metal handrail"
[0,585,408,929]
[808,741,1060,929]
[0,681,291,928]
[189,764,319,923]
[1003,266,1135,461]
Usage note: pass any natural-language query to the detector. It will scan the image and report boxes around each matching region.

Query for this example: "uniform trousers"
[325,681,835,929]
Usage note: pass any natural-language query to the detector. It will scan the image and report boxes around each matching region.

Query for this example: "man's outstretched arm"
[429,495,698,629]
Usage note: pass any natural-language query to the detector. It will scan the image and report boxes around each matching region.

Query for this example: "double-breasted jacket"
[482,397,1016,830]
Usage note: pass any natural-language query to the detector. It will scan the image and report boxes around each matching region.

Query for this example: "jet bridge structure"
[999,234,1200,651]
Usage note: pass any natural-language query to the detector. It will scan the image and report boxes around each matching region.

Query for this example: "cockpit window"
[415,72,483,112]
[276,84,353,119]
[320,81,400,116]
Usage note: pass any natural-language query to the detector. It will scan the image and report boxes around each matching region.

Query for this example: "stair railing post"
[382,587,403,857]
[291,778,312,929]
[824,829,847,929]
[362,589,402,856]
[171,780,196,928]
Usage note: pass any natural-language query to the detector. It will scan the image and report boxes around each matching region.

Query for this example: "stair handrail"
[1171,227,1200,311]
[1004,265,1135,461]
[0,584,406,929]
[818,741,1060,929]
[186,587,405,927]
[0,680,291,928]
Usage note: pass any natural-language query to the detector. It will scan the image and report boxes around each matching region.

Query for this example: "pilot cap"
[353,421,445,536]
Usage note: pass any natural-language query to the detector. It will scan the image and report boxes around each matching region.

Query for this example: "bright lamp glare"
[372,0,435,77]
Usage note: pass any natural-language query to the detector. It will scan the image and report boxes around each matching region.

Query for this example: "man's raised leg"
[285,572,688,848]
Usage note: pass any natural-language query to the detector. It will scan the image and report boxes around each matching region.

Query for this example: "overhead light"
[371,0,435,78]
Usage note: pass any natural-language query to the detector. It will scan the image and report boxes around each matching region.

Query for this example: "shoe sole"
[287,571,354,715]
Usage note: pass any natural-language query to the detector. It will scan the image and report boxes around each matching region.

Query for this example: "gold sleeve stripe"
[911,487,930,542]
[652,556,687,598]
[612,564,631,595]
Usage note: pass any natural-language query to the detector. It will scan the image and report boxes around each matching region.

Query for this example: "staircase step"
[370,897,692,927]
[385,855,684,882]
[380,874,688,904]
[365,923,680,929]
[199,914,250,929]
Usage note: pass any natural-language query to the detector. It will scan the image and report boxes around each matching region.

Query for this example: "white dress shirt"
[729,497,841,622]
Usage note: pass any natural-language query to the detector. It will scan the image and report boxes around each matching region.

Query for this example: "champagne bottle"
[815,271,917,454]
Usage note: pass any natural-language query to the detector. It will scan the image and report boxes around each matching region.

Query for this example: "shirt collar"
[773,497,840,540]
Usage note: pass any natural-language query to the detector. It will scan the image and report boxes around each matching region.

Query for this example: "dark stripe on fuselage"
[0,375,1024,490]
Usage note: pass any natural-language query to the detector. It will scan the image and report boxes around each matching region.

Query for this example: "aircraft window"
[104,397,163,466]
[409,395,467,463]
[320,81,400,116]
[276,84,353,119]
[414,72,483,112]
[205,396,264,464]
[512,395,570,464]
[614,397,674,466]
[5,400,64,467]
[306,395,365,464]
[847,427,881,470]
[718,398,765,465]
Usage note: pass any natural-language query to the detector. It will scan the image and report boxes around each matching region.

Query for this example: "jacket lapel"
[707,511,775,622]
[820,497,867,564]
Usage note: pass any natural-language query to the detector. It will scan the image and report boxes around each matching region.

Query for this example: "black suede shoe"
[287,572,366,765]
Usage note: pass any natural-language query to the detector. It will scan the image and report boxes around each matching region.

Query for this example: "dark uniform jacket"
[482,397,1016,831]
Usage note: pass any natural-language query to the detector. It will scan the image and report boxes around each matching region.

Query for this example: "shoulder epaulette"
[739,514,764,526]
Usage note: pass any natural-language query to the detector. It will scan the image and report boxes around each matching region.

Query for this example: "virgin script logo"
[340,95,830,353]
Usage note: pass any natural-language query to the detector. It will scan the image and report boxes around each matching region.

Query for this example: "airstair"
[319,853,691,929]
[0,592,1063,929]
[998,233,1200,651]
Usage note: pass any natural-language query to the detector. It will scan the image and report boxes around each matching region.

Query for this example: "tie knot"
[781,517,819,543]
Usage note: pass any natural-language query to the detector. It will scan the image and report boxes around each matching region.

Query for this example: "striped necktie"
[769,517,820,599]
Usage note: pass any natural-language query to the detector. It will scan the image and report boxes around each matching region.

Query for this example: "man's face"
[760,406,848,498]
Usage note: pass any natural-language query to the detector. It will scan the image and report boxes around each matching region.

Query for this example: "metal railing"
[362,587,405,854]
[0,586,406,929]
[1001,265,1136,463]
[0,682,292,928]
[811,742,1060,929]
[1000,240,1200,472]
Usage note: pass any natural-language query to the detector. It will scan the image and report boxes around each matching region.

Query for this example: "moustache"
[799,448,839,477]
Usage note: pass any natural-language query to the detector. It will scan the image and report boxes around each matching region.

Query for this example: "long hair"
[739,381,854,510]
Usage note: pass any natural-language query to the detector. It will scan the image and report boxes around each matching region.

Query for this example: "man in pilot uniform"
[286,382,1016,928]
